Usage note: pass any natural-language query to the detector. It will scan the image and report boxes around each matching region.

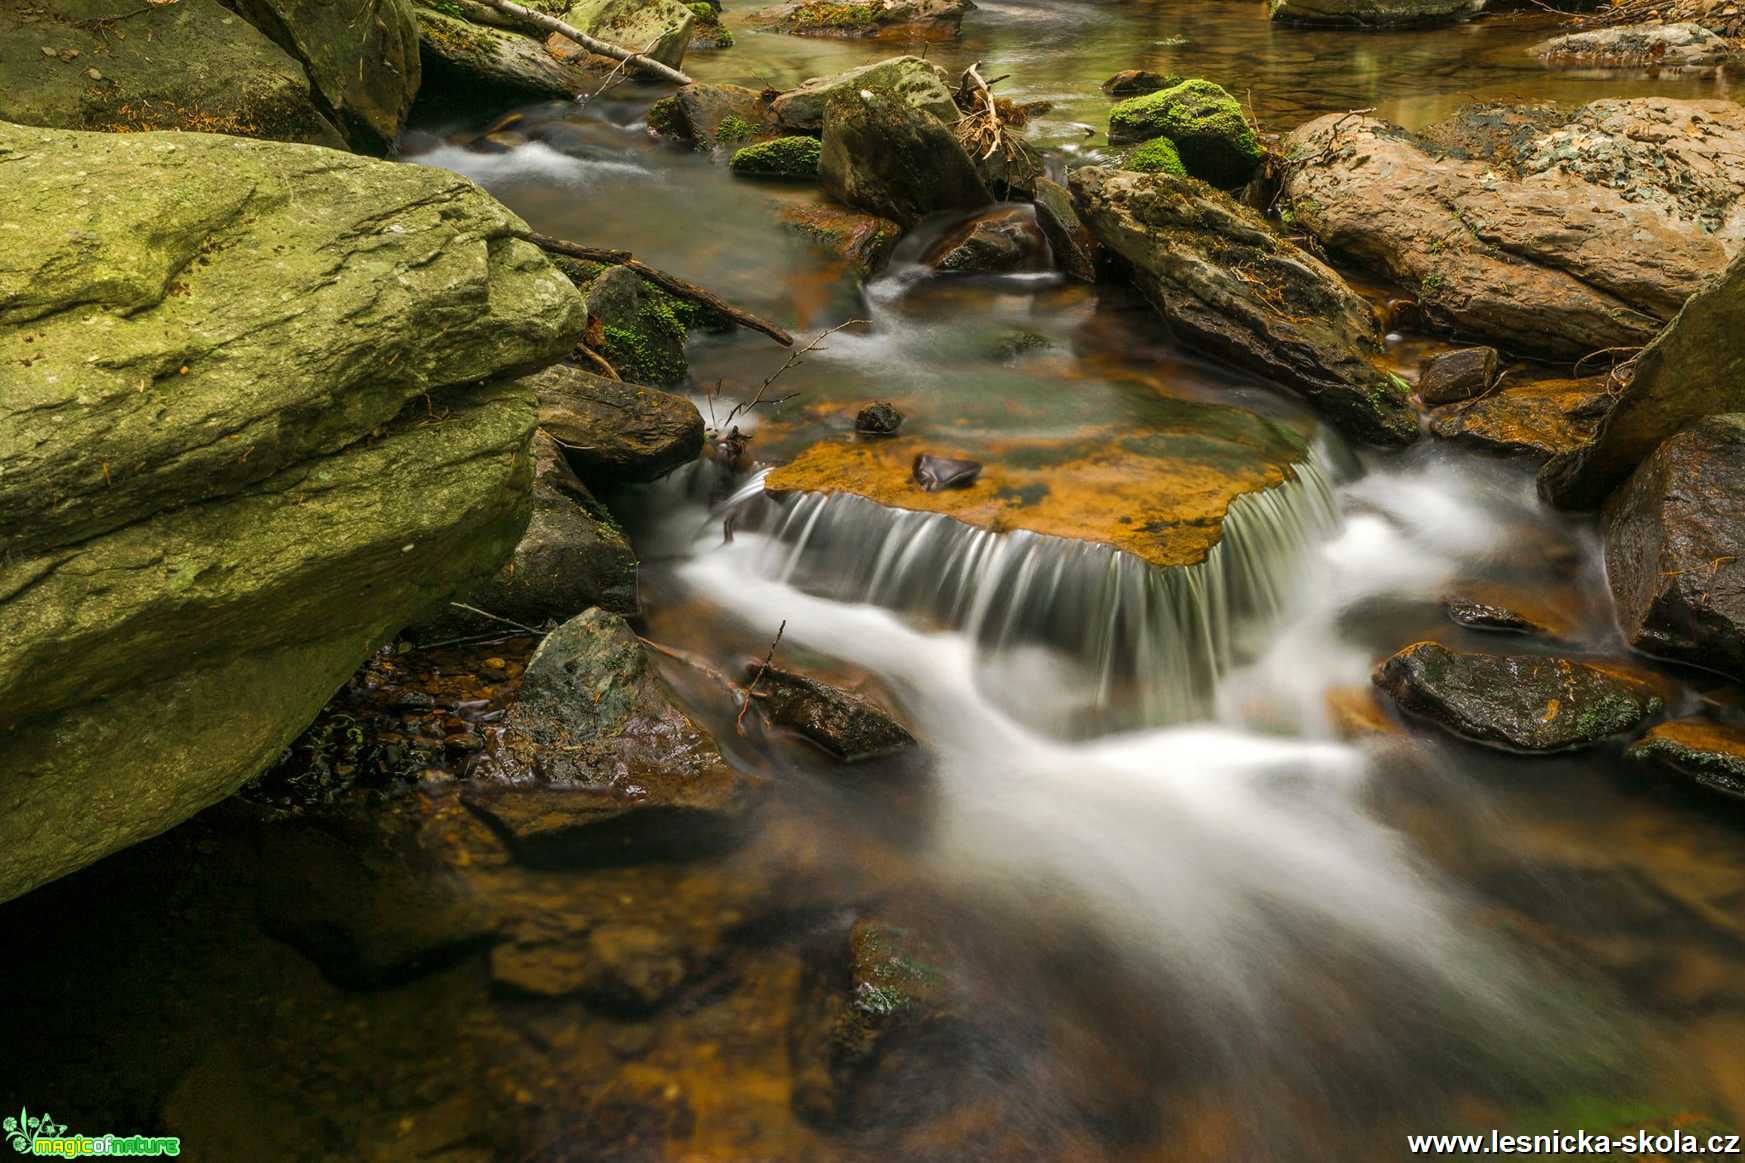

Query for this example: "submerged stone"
[1428,377,1612,461]
[746,664,917,761]
[1372,641,1663,752]
[778,202,904,277]
[921,205,1052,275]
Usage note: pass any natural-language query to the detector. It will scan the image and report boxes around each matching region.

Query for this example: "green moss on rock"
[1124,136,1187,176]
[729,135,823,179]
[1108,78,1262,187]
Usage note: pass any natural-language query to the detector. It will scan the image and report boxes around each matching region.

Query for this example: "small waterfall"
[720,454,1341,730]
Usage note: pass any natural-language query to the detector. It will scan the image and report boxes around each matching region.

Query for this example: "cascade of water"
[718,454,1341,729]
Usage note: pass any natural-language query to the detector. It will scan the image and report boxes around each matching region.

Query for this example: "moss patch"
[1124,136,1187,176]
[1108,78,1262,187]
[730,135,823,180]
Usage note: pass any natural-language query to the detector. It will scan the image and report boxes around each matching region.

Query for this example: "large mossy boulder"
[228,0,422,153]
[559,0,695,69]
[1280,99,1745,359]
[1603,414,1745,679]
[0,122,588,903]
[1069,166,1417,446]
[771,55,960,132]
[416,5,599,98]
[0,0,346,147]
[1373,642,1663,751]
[820,79,990,228]
[1107,79,1262,188]
[1270,0,1484,25]
[1540,252,1745,509]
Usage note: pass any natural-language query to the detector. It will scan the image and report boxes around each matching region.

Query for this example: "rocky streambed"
[4,0,1745,1159]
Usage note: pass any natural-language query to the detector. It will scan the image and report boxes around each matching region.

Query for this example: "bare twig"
[713,319,867,432]
[515,229,793,346]
[463,0,693,84]
[449,602,543,635]
[639,636,739,689]
[577,344,623,380]
[736,620,787,735]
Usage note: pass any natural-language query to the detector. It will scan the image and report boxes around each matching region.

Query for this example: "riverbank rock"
[416,5,599,98]
[533,364,705,484]
[1533,23,1740,69]
[747,665,917,761]
[557,0,695,69]
[778,203,903,276]
[1417,347,1499,406]
[466,609,758,864]
[820,80,991,228]
[1103,69,1178,97]
[649,82,779,149]
[922,206,1052,275]
[1106,79,1263,188]
[730,135,822,179]
[1540,252,1745,509]
[747,0,973,40]
[1627,717,1745,800]
[772,56,959,132]
[1372,642,1663,751]
[1427,377,1612,460]
[1280,99,1745,358]
[1603,414,1745,679]
[0,122,587,903]
[1069,166,1417,446]
[230,0,422,153]
[0,0,345,148]
[1270,0,1485,24]
[412,432,639,639]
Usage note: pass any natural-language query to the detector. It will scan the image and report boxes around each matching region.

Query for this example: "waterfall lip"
[716,452,1341,729]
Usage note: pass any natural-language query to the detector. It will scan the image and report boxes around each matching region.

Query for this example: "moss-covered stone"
[770,55,959,132]
[1124,136,1187,176]
[1108,78,1262,187]
[729,134,822,179]
[0,122,587,903]
[416,5,599,98]
[583,265,690,386]
[688,1,735,47]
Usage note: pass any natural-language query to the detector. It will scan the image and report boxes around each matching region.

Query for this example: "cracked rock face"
[0,121,587,903]
[1280,98,1745,359]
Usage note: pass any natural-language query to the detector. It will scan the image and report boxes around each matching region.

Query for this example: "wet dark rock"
[922,206,1052,275]
[1602,414,1745,679]
[820,76,992,228]
[1627,717,1745,800]
[1281,99,1745,359]
[1442,598,1554,637]
[648,82,779,148]
[1101,69,1179,97]
[1069,166,1417,446]
[466,609,758,865]
[533,364,705,485]
[1417,347,1498,406]
[1031,176,1100,283]
[1541,252,1745,509]
[747,0,973,40]
[855,402,905,435]
[790,918,971,1128]
[912,454,982,491]
[777,203,903,277]
[1372,641,1663,751]
[254,806,497,988]
[747,664,917,761]
[410,432,639,640]
[1428,377,1612,461]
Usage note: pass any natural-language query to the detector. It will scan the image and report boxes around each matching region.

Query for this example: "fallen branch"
[712,319,868,432]
[464,0,694,85]
[736,620,787,735]
[514,229,794,347]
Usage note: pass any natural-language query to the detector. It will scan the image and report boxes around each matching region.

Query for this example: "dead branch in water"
[711,319,868,434]
[463,0,694,84]
[736,620,787,735]
[952,61,1039,185]
[515,229,794,347]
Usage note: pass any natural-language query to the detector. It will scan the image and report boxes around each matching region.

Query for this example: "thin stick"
[515,229,794,347]
[736,620,787,735]
[715,319,867,431]
[448,602,543,635]
[576,344,622,380]
[639,636,739,689]
[464,0,693,84]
